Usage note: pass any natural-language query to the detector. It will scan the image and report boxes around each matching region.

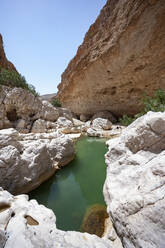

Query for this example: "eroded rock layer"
[57,0,165,117]
[0,34,16,71]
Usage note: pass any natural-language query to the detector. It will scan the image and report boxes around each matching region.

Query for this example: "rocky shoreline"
[1,85,165,247]
[1,110,165,247]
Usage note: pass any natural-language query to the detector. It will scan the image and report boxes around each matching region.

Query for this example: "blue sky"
[1,0,106,95]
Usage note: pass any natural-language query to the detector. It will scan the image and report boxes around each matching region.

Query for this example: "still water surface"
[29,136,108,231]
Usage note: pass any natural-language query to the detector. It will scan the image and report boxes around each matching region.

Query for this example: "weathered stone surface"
[81,121,91,132]
[56,117,82,134]
[0,229,6,248]
[58,107,74,121]
[57,0,165,117]
[0,86,60,132]
[61,126,81,135]
[37,100,59,122]
[31,119,57,133]
[92,118,112,130]
[72,118,84,127]
[0,188,114,248]
[87,128,100,137]
[104,111,165,247]
[80,114,91,122]
[92,111,117,124]
[0,34,16,71]
[103,218,123,248]
[57,117,73,128]
[87,126,122,139]
[0,128,74,194]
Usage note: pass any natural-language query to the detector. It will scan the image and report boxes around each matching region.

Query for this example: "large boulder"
[4,87,42,119]
[92,118,112,130]
[104,111,165,247]
[31,119,57,133]
[92,111,117,124]
[37,100,59,122]
[0,87,60,133]
[58,107,74,121]
[0,188,114,248]
[0,128,74,194]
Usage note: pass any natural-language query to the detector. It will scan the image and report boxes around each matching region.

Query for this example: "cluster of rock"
[1,111,165,247]
[0,86,122,138]
[0,86,72,133]
[57,0,165,117]
[0,188,117,248]
[0,128,74,195]
[104,111,165,247]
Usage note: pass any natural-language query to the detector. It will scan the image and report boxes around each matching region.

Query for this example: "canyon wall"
[0,34,16,71]
[57,0,165,117]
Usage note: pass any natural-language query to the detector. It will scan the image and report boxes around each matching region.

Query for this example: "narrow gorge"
[0,0,165,247]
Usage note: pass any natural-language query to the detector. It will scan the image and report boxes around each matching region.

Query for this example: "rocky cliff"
[0,34,16,71]
[57,0,165,117]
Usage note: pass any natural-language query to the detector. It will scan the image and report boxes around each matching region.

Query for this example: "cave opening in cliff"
[6,109,19,122]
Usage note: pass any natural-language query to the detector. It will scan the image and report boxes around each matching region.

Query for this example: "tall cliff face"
[57,0,165,117]
[0,34,16,71]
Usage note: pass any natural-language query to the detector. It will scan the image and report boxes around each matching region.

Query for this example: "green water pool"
[29,136,108,231]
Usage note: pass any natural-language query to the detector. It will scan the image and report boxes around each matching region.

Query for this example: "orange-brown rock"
[57,0,165,117]
[0,34,16,71]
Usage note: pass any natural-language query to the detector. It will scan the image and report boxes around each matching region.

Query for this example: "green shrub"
[120,114,135,126]
[120,89,165,126]
[0,68,39,96]
[52,98,61,107]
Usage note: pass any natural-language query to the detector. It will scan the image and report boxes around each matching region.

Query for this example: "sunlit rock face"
[104,111,165,247]
[0,188,114,248]
[57,0,165,117]
[0,34,16,71]
[0,128,74,194]
[0,86,60,133]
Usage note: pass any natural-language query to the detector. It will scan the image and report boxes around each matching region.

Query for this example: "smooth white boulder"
[0,188,114,248]
[92,118,112,130]
[0,128,74,194]
[104,111,165,248]
[57,117,73,128]
[92,111,117,124]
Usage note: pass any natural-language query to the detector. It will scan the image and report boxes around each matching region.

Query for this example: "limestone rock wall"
[0,34,16,71]
[104,111,165,247]
[57,0,165,117]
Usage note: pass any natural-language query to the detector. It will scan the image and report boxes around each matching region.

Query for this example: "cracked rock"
[104,111,165,248]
